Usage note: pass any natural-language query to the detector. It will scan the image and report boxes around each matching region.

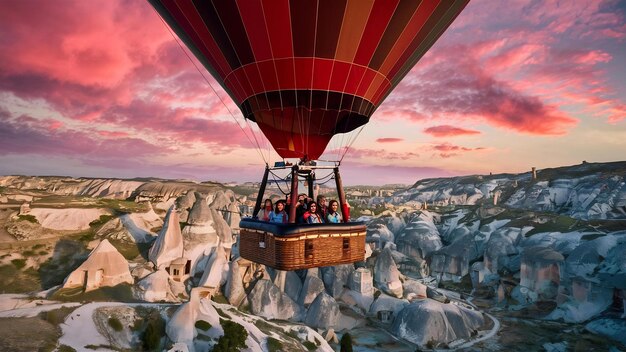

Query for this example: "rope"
[315,170,336,186]
[268,169,292,196]
[340,125,366,162]
[153,6,267,163]
[202,2,270,164]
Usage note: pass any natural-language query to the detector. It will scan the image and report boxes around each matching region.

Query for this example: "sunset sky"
[1,0,625,185]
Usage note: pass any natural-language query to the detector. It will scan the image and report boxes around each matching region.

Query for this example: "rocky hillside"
[394,161,626,220]
[0,176,225,202]
[2,163,625,350]
[344,161,626,349]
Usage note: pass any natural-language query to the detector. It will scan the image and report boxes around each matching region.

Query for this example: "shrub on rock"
[213,319,248,352]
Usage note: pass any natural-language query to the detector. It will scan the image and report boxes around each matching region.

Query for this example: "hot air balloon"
[150,0,469,270]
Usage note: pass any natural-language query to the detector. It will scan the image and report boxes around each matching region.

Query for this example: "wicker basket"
[239,219,366,270]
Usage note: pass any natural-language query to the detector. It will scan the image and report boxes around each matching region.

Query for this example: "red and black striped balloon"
[150,0,469,160]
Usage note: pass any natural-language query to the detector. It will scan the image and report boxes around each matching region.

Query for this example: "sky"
[1,0,625,185]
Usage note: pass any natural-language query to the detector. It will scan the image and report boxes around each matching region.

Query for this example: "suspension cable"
[340,125,366,162]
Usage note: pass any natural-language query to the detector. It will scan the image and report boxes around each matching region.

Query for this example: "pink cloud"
[606,104,626,123]
[322,148,419,161]
[42,119,64,131]
[391,53,579,135]
[378,0,625,133]
[340,161,457,186]
[97,130,130,138]
[376,138,404,143]
[522,1,626,39]
[0,111,171,158]
[484,44,547,73]
[0,0,250,154]
[430,143,486,159]
[377,109,426,122]
[0,0,625,181]
[0,1,173,88]
[423,125,481,138]
[99,100,251,150]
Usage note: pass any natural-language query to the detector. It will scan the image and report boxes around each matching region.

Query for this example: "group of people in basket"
[257,194,343,224]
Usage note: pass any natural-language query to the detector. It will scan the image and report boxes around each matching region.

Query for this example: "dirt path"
[448,312,501,349]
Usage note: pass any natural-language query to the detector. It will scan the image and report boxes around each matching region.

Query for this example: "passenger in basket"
[257,199,273,221]
[303,201,322,224]
[269,200,288,223]
[295,193,307,223]
[326,199,343,223]
[317,195,328,221]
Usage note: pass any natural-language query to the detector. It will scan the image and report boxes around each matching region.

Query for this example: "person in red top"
[303,201,322,224]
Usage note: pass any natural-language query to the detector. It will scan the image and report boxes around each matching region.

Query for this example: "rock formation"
[430,234,480,282]
[63,239,133,291]
[520,246,564,300]
[210,208,233,249]
[209,191,232,211]
[198,246,229,289]
[374,248,403,298]
[148,206,184,269]
[29,207,108,231]
[483,227,522,273]
[183,193,217,240]
[226,202,241,231]
[304,292,340,329]
[396,211,443,263]
[369,293,409,322]
[320,264,354,298]
[248,279,303,321]
[166,290,220,350]
[367,223,395,249]
[136,269,176,302]
[224,259,246,307]
[391,300,485,347]
[284,271,303,302]
[298,274,325,307]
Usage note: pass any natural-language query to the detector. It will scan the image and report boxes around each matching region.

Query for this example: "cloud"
[99,99,252,151]
[0,110,171,159]
[430,143,486,159]
[0,0,253,154]
[423,125,481,137]
[1,0,625,180]
[339,161,456,186]
[376,109,426,122]
[380,0,625,132]
[97,130,129,138]
[322,147,418,161]
[376,138,404,143]
[388,46,579,135]
[0,1,174,88]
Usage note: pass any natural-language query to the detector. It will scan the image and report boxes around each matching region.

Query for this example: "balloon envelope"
[150,0,469,160]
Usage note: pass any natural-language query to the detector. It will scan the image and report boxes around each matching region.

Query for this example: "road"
[432,286,502,350]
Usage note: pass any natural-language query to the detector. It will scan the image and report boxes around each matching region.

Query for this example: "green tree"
[212,320,248,352]
[340,333,353,352]
[108,317,123,332]
[142,312,165,351]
